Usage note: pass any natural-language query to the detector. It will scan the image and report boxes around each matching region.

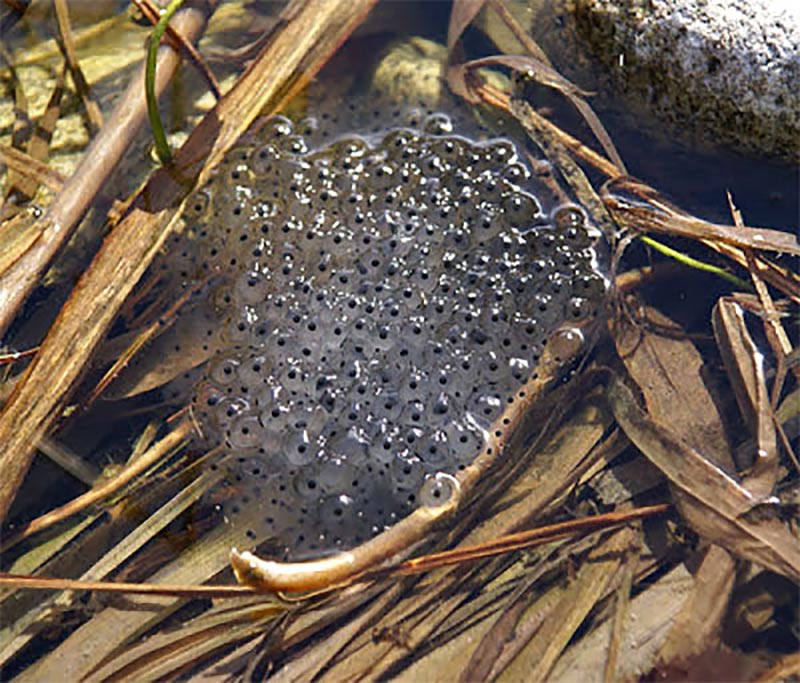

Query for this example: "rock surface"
[572,0,800,159]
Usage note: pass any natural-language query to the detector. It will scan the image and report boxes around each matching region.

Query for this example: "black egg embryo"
[183,113,603,559]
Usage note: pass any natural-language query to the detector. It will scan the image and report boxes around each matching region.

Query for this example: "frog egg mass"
[173,113,604,560]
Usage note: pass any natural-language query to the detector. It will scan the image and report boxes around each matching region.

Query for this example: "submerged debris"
[168,111,604,560]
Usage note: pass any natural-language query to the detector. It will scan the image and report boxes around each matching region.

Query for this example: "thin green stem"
[146,0,184,166]
[639,235,751,290]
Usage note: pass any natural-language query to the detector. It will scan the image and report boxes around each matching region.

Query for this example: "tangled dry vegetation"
[0,1,797,681]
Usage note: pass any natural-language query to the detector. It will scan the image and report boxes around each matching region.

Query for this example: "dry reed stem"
[0,573,255,598]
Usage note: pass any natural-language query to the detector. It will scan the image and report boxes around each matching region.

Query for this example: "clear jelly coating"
[171,113,604,560]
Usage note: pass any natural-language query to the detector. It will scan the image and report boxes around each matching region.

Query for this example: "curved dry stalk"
[230,327,589,593]
[231,479,461,594]
[478,81,622,178]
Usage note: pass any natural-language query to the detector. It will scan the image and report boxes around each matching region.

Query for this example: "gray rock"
[572,0,800,159]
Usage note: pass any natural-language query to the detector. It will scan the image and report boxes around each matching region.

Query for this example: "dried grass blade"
[0,573,253,598]
[0,210,51,279]
[0,0,29,34]
[713,299,780,496]
[461,568,548,683]
[280,590,407,682]
[655,544,737,666]
[3,516,95,581]
[0,0,377,523]
[487,0,550,63]
[461,395,617,548]
[549,564,695,682]
[603,543,637,682]
[712,241,800,303]
[603,178,800,256]
[482,82,620,178]
[497,526,637,682]
[1,468,221,669]
[383,505,667,578]
[0,420,191,551]
[613,307,735,471]
[754,652,800,683]
[446,0,489,102]
[17,513,256,681]
[85,599,283,682]
[0,44,31,162]
[728,191,799,385]
[447,0,488,50]
[608,375,800,581]
[35,434,101,486]
[508,94,619,244]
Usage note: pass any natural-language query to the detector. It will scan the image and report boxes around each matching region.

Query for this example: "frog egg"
[565,296,596,322]
[213,394,253,425]
[390,454,425,493]
[551,204,586,231]
[327,426,370,465]
[419,472,460,508]
[283,429,316,467]
[371,424,402,464]
[207,355,241,386]
[426,391,455,425]
[466,391,504,429]
[416,430,452,467]
[233,269,272,306]
[317,494,362,543]
[261,403,291,434]
[235,353,271,387]
[279,364,307,393]
[401,399,425,426]
[423,113,454,135]
[315,458,358,495]
[227,415,265,451]
[292,467,321,499]
[259,115,294,142]
[479,350,508,386]
[443,421,484,462]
